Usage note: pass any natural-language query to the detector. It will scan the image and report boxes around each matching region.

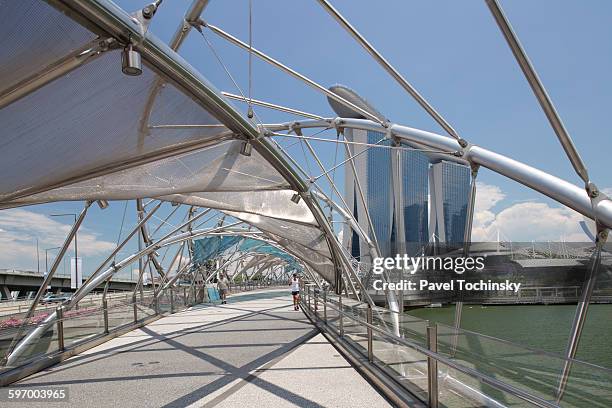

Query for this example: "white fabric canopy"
[0,0,340,285]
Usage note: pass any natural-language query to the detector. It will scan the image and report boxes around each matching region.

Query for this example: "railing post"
[339,294,344,337]
[427,324,439,408]
[367,304,373,362]
[133,294,137,322]
[323,291,327,324]
[56,306,65,351]
[103,298,109,334]
[314,289,318,315]
[307,286,312,310]
[183,287,187,306]
[154,292,159,314]
[170,288,175,313]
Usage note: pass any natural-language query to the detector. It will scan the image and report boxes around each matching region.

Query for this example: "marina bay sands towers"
[326,84,471,262]
[342,128,471,261]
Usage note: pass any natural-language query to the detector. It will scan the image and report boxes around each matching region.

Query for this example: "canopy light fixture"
[121,44,142,76]
[240,141,252,156]
[96,200,109,209]
[291,193,301,204]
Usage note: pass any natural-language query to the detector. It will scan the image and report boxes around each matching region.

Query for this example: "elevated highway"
[0,269,140,300]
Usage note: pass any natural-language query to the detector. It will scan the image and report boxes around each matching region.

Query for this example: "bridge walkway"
[10,288,390,407]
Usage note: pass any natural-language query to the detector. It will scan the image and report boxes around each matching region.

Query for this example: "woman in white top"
[289,273,301,311]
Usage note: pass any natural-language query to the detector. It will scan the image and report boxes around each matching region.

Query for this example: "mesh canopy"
[0,49,228,201]
[0,0,337,285]
[263,231,335,282]
[237,238,302,271]
[0,0,96,93]
[192,236,302,273]
[161,191,316,225]
[222,210,330,256]
[192,236,243,265]
[7,142,290,205]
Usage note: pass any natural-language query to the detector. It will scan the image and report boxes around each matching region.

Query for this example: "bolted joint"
[189,18,206,33]
[288,122,302,136]
[587,182,599,198]
[291,193,301,204]
[596,228,609,243]
[384,127,394,141]
[142,0,163,19]
[470,164,480,178]
[458,138,469,148]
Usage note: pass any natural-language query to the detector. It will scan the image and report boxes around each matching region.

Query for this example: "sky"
[1,0,611,275]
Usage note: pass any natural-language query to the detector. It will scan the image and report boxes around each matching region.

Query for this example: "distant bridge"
[0,269,140,299]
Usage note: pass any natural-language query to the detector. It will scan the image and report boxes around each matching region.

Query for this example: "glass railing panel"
[436,322,612,406]
[372,308,429,346]
[106,300,134,330]
[137,294,156,321]
[437,362,530,408]
[0,322,58,370]
[341,304,369,352]
[436,322,563,402]
[63,307,104,346]
[557,359,612,408]
[372,332,429,402]
[157,291,171,313]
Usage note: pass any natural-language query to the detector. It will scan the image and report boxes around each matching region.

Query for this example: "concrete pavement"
[8,289,391,407]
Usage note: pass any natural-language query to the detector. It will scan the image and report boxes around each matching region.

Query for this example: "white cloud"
[471,183,587,242]
[336,229,344,244]
[0,209,115,271]
[472,182,505,234]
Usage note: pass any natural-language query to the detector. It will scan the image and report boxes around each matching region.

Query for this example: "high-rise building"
[343,129,393,260]
[429,161,471,247]
[397,148,430,255]
[343,130,470,259]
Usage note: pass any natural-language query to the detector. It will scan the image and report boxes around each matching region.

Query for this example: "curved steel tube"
[6,223,239,365]
[47,0,352,303]
[271,117,612,229]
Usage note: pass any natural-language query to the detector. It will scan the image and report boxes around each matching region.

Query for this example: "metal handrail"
[0,284,203,368]
[329,294,612,374]
[306,290,559,408]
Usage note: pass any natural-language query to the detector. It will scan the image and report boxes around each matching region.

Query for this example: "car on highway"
[40,294,71,304]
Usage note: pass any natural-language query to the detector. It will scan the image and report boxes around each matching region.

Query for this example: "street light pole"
[36,237,40,274]
[44,247,61,285]
[50,213,78,288]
